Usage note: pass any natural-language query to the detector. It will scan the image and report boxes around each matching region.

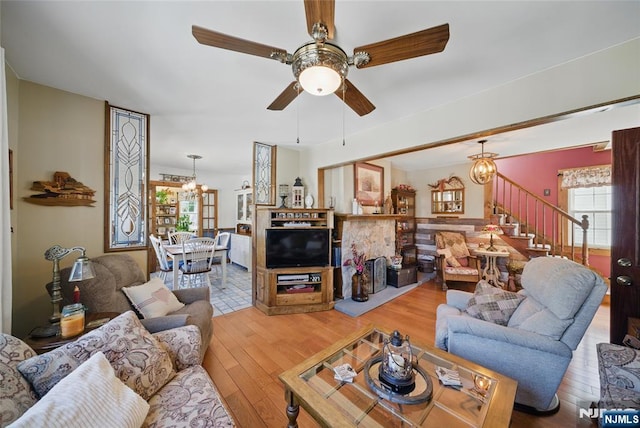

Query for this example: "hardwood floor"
[202,278,607,427]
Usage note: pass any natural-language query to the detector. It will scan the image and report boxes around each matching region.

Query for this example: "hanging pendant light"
[468,140,498,185]
[182,154,208,199]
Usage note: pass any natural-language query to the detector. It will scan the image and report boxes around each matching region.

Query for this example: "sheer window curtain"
[1,48,13,334]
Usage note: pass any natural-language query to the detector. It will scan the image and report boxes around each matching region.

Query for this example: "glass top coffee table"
[279,325,516,427]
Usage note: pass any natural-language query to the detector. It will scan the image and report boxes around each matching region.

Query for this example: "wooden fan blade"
[353,23,450,68]
[335,79,376,116]
[304,0,335,39]
[192,25,287,60]
[267,82,301,111]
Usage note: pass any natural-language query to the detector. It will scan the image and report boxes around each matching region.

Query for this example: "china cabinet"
[231,188,253,271]
[391,188,415,216]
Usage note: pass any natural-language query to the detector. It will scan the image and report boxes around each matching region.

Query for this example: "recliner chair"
[435,257,607,412]
[47,253,213,361]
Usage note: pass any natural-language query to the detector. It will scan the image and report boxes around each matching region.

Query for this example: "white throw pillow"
[122,277,184,318]
[10,352,149,428]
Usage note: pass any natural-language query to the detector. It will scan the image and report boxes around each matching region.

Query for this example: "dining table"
[163,242,227,287]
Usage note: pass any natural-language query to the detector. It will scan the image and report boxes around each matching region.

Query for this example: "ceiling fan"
[192,0,449,116]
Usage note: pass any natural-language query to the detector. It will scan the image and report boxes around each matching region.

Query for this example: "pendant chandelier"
[468,140,498,185]
[182,154,208,199]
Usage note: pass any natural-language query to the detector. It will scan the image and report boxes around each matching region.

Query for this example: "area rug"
[334,282,420,317]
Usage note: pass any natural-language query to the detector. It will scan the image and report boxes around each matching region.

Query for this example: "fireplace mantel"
[335,214,407,221]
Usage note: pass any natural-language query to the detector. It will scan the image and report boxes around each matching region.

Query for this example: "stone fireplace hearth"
[339,215,398,298]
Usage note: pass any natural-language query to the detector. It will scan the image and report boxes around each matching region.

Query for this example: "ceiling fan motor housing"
[292,42,349,96]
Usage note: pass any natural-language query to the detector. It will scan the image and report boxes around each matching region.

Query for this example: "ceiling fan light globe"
[299,66,341,96]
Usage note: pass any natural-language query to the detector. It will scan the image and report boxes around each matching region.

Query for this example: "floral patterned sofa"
[597,342,640,412]
[0,311,234,427]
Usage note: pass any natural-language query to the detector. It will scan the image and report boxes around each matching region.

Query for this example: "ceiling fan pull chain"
[342,80,346,146]
[296,85,301,144]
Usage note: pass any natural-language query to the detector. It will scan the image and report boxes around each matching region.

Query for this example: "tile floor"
[153,262,253,317]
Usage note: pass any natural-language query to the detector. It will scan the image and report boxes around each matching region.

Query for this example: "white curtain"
[560,164,612,189]
[1,48,13,334]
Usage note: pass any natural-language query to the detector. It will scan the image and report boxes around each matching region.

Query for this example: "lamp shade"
[482,224,503,235]
[69,256,96,282]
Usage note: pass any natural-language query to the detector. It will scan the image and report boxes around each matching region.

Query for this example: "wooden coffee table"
[279,325,517,427]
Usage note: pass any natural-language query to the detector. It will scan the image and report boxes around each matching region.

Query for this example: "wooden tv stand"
[254,207,334,315]
[255,266,334,315]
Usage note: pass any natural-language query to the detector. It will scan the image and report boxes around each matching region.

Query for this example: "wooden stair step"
[512,233,535,240]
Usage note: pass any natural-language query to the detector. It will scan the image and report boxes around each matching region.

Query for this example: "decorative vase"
[305,194,314,209]
[351,273,369,302]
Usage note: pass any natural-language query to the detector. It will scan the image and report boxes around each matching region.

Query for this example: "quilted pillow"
[11,352,149,428]
[122,277,185,319]
[465,281,525,326]
[0,334,38,426]
[17,311,175,400]
[436,232,471,258]
[437,248,461,267]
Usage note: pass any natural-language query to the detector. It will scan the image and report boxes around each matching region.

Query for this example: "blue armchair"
[435,257,607,413]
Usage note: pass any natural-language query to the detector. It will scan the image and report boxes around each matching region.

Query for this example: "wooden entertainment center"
[254,207,334,315]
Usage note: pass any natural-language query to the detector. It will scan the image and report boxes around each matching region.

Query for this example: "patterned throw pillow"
[122,277,185,319]
[17,311,175,400]
[465,281,525,325]
[436,232,471,258]
[11,352,149,428]
[598,343,640,393]
[437,248,461,267]
[0,334,38,426]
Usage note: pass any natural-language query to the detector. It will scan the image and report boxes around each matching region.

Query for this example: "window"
[568,186,612,248]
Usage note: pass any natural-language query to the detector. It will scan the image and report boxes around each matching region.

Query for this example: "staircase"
[489,172,590,266]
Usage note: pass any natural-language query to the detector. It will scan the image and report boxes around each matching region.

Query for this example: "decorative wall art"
[354,162,384,206]
[105,103,150,251]
[429,175,465,214]
[23,171,96,206]
[253,142,276,205]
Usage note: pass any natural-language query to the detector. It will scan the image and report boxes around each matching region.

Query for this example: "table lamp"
[482,224,503,251]
[44,245,96,324]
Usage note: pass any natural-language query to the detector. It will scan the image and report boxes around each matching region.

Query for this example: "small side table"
[24,312,120,354]
[474,249,510,288]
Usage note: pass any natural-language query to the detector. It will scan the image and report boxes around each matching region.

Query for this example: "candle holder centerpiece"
[379,330,416,394]
[364,330,432,404]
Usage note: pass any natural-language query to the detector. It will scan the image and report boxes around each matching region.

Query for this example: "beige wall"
[11,82,146,338]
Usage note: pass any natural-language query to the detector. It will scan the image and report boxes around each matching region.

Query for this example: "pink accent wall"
[495,146,611,279]
[495,146,611,206]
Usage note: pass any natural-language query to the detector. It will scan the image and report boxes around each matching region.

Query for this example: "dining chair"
[149,234,173,283]
[179,237,215,288]
[169,231,195,245]
[210,232,231,277]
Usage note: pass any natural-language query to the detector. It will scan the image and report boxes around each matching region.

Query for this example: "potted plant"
[343,243,368,302]
[176,214,192,232]
[156,189,169,205]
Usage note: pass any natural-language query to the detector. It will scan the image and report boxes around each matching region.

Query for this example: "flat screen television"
[266,228,330,269]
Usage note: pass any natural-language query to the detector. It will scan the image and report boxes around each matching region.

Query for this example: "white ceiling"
[2,1,639,175]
